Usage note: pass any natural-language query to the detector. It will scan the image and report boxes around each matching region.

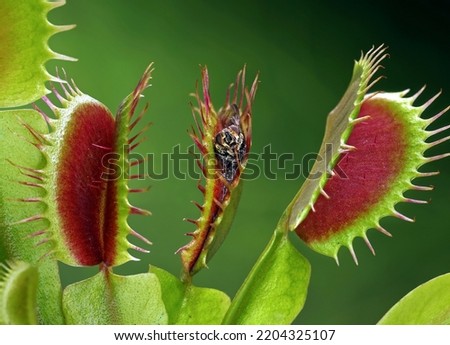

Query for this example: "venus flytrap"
[282,45,450,264]
[295,89,450,263]
[178,66,258,278]
[1,0,450,325]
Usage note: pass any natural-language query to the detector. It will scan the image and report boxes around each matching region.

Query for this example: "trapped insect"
[214,104,246,183]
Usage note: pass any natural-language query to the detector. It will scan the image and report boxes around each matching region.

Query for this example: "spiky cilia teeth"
[5,66,154,267]
[295,89,449,264]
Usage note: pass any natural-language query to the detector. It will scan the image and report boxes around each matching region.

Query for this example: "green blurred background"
[46,0,449,324]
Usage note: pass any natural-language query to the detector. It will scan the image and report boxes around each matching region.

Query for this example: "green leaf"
[0,109,64,324]
[35,262,64,324]
[63,270,168,325]
[0,261,38,325]
[0,0,75,107]
[150,266,230,325]
[378,273,450,325]
[223,229,311,325]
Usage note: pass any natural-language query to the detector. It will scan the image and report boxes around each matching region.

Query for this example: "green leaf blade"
[63,271,168,325]
[223,231,311,325]
[151,266,230,325]
[379,273,450,325]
